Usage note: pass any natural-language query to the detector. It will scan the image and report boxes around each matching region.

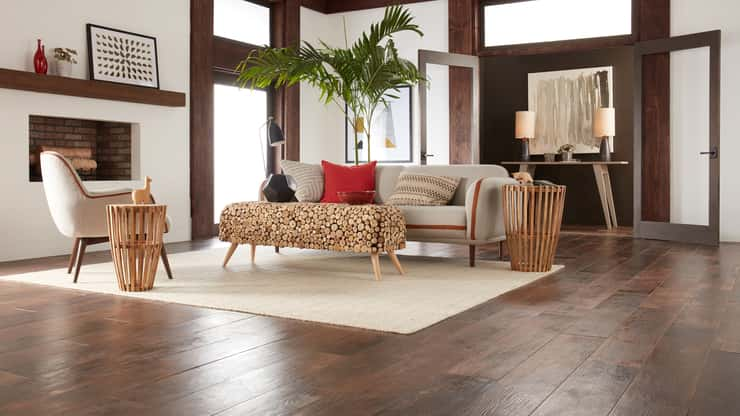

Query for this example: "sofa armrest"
[465,177,517,242]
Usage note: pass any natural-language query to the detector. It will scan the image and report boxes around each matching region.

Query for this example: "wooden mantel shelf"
[0,68,186,107]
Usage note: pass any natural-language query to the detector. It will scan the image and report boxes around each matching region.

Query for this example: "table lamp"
[515,111,536,161]
[262,117,296,202]
[593,107,615,161]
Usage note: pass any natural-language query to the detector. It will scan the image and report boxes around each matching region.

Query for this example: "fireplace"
[29,115,134,182]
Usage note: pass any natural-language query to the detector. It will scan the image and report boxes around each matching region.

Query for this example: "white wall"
[0,0,190,261]
[672,0,740,241]
[299,1,449,164]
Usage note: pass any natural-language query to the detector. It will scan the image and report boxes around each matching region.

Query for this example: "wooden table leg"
[222,243,239,268]
[603,168,618,228]
[370,252,382,281]
[593,165,614,230]
[250,244,256,264]
[387,249,405,275]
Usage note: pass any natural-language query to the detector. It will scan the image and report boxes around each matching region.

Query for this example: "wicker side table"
[502,185,566,272]
[106,204,168,292]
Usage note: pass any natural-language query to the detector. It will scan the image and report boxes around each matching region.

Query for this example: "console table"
[501,161,629,230]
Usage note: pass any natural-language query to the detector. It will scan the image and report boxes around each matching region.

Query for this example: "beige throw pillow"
[281,160,324,202]
[387,172,461,206]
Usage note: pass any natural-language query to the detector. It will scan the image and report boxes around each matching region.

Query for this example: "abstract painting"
[528,66,613,154]
[87,24,160,89]
[345,86,413,163]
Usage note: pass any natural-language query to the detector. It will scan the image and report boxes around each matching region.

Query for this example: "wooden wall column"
[190,0,215,239]
[448,0,479,164]
[272,0,301,162]
[639,0,671,222]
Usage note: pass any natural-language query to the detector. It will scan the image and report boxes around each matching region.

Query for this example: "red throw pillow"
[320,160,377,203]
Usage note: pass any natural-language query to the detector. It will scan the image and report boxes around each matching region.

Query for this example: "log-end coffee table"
[218,202,407,280]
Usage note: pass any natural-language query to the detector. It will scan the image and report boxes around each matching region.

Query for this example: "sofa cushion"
[387,172,461,206]
[321,160,377,203]
[281,160,323,202]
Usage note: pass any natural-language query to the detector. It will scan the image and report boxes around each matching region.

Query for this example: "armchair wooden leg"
[73,239,88,283]
[274,246,280,253]
[67,238,81,274]
[499,241,506,260]
[222,243,239,268]
[469,245,476,268]
[160,246,173,279]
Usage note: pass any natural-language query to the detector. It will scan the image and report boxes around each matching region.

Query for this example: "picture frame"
[86,24,160,89]
[345,85,413,164]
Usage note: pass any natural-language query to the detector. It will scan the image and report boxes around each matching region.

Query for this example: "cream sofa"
[375,164,517,266]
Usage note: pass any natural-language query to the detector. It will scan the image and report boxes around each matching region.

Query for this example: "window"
[483,0,632,48]
[213,84,268,223]
[214,0,270,45]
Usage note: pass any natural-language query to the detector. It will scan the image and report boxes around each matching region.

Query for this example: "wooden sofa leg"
[498,241,506,260]
[469,245,476,267]
[274,246,280,253]
[68,238,80,274]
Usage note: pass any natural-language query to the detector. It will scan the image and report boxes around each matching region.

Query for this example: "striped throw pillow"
[387,172,461,206]
[281,160,324,202]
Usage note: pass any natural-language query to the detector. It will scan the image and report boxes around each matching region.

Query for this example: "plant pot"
[57,60,73,77]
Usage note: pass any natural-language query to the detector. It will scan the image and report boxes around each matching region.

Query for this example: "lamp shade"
[593,107,616,137]
[266,117,285,146]
[515,111,536,139]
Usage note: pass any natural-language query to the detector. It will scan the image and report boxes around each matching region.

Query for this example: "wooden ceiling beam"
[299,0,436,14]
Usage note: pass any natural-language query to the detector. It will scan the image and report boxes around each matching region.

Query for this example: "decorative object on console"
[132,176,152,204]
[53,47,78,77]
[593,107,615,161]
[345,85,413,164]
[86,24,159,88]
[386,172,461,206]
[280,160,323,202]
[528,66,613,154]
[337,191,376,205]
[236,5,425,165]
[33,39,48,74]
[544,153,556,162]
[320,160,377,203]
[262,174,297,203]
[503,184,566,272]
[558,144,575,162]
[515,111,535,161]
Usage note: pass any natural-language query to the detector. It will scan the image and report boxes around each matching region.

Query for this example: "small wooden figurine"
[513,172,534,185]
[132,176,152,204]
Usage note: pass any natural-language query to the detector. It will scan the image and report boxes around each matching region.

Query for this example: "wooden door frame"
[633,30,721,245]
[190,0,300,239]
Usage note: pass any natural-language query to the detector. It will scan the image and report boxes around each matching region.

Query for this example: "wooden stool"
[503,185,566,272]
[106,204,168,292]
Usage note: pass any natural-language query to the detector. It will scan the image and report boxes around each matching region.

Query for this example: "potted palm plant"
[235,5,425,165]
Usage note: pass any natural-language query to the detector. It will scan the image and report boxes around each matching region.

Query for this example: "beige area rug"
[1,247,562,334]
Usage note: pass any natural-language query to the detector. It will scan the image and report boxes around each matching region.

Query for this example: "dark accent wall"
[480,46,635,226]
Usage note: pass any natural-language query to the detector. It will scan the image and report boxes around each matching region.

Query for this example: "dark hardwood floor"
[0,234,739,415]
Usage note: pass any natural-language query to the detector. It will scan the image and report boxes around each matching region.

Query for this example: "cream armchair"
[40,151,172,282]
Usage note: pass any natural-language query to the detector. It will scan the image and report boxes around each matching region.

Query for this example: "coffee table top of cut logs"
[218,202,407,280]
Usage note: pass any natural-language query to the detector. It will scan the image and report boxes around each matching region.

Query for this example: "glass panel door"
[634,31,721,245]
[213,83,267,224]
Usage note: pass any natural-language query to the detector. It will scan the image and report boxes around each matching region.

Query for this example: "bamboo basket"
[503,185,566,272]
[106,204,167,292]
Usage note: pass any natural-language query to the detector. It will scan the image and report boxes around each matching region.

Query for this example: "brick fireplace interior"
[29,115,133,182]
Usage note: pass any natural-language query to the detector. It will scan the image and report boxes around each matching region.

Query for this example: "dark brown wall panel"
[480,47,635,226]
[448,0,477,164]
[638,0,670,222]
[190,0,215,239]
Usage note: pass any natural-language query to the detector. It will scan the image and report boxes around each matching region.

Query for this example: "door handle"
[700,146,718,159]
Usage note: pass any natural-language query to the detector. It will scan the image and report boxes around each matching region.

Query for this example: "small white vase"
[56,60,73,77]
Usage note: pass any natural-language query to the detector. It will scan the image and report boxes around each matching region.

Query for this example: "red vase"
[33,39,48,75]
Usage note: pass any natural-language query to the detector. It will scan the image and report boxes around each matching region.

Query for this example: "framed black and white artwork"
[528,66,613,154]
[345,86,413,164]
[86,24,160,89]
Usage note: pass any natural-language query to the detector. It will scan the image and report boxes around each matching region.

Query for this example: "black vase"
[262,174,297,202]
